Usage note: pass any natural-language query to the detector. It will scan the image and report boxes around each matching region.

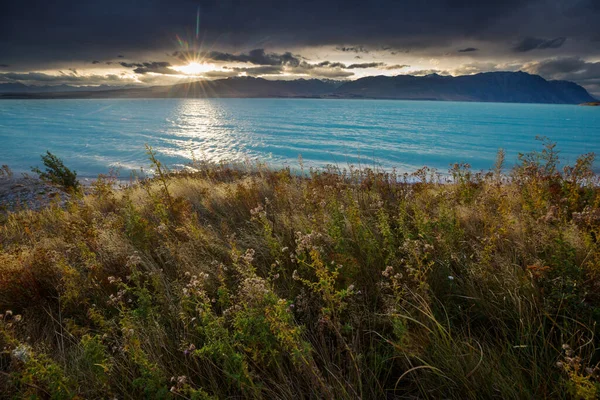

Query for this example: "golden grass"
[1,142,600,398]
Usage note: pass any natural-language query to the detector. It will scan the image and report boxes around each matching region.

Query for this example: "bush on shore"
[1,141,600,399]
[31,151,80,193]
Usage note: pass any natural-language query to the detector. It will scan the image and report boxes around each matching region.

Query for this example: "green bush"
[31,151,80,192]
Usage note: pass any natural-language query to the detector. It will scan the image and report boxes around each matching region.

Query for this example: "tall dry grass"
[1,140,600,399]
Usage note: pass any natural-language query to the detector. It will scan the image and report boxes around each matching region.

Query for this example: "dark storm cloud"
[458,48,478,53]
[206,49,301,67]
[522,57,600,98]
[91,60,101,64]
[513,37,567,52]
[5,0,599,68]
[523,57,600,78]
[1,0,600,77]
[0,64,9,68]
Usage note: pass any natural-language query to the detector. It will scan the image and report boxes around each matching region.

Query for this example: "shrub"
[31,151,80,192]
[1,141,599,398]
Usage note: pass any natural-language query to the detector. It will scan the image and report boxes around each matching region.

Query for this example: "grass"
[1,139,600,399]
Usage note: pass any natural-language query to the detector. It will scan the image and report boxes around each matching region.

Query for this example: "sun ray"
[173,62,215,76]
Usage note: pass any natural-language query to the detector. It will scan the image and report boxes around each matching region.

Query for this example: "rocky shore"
[0,174,72,213]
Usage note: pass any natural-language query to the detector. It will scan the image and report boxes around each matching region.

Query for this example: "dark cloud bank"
[0,1,600,96]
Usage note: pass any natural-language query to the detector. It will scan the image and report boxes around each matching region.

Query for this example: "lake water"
[0,98,599,178]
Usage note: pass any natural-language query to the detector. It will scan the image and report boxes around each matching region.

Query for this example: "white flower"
[12,345,31,363]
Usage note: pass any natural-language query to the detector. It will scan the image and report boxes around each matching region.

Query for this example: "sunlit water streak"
[0,98,599,178]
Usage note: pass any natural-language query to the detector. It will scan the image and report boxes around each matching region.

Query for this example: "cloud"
[0,71,140,86]
[383,64,410,70]
[229,66,284,76]
[513,37,567,52]
[521,57,600,97]
[346,62,385,69]
[404,69,451,76]
[315,61,347,68]
[203,70,239,79]
[0,64,9,68]
[287,65,354,78]
[312,61,384,69]
[458,48,478,53]
[206,49,301,67]
[91,60,100,64]
[3,0,600,71]
[119,62,143,68]
[120,61,178,75]
[336,46,370,53]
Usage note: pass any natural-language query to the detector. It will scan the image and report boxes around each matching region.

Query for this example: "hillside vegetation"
[1,140,600,399]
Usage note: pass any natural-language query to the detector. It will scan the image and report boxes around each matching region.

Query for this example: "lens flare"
[173,62,214,75]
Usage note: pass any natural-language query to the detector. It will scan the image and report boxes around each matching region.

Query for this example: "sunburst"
[173,62,214,76]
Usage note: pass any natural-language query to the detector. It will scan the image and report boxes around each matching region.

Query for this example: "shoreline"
[0,175,72,212]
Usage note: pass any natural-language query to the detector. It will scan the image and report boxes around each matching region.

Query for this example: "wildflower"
[382,266,394,277]
[13,315,22,323]
[347,284,355,292]
[4,310,12,319]
[292,270,300,280]
[448,276,454,280]
[242,248,255,264]
[156,223,167,233]
[126,253,142,268]
[250,204,264,216]
[12,345,31,363]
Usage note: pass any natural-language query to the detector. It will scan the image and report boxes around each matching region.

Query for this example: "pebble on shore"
[0,175,72,213]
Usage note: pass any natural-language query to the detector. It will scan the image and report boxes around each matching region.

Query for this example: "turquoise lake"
[0,98,599,178]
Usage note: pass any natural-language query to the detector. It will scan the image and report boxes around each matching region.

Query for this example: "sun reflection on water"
[157,99,261,164]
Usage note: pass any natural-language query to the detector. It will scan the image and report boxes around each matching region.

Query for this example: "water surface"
[0,98,599,177]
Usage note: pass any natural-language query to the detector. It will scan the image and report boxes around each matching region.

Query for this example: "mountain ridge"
[1,71,596,104]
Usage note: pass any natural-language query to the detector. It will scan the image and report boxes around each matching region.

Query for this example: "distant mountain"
[331,72,596,104]
[1,72,596,104]
[0,83,133,93]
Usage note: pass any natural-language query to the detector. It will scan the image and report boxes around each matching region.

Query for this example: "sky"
[1,0,599,97]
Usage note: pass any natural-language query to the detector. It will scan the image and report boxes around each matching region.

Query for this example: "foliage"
[31,151,80,192]
[1,141,600,398]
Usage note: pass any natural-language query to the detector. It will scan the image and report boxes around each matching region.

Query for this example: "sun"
[173,62,214,76]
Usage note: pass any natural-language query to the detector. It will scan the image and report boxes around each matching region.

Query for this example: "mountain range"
[0,71,596,104]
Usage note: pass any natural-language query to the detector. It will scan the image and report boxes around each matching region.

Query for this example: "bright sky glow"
[172,62,216,76]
